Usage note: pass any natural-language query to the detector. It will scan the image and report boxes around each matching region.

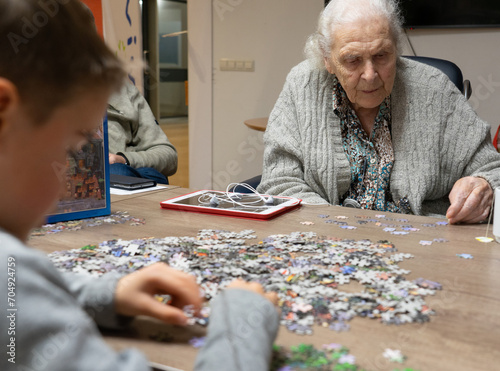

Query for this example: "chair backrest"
[231,175,262,193]
[403,55,470,99]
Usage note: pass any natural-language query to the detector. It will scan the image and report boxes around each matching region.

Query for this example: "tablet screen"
[171,192,290,214]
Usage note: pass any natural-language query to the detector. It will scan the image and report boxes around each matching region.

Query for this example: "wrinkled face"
[325,18,397,112]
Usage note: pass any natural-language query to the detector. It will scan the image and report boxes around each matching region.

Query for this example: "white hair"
[305,0,404,68]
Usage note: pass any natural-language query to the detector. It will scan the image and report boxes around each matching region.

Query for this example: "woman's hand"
[446,176,492,224]
[114,263,202,326]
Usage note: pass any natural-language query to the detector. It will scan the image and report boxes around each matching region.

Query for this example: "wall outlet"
[220,59,255,72]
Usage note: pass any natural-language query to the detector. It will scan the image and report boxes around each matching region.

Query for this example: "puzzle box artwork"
[46,118,111,223]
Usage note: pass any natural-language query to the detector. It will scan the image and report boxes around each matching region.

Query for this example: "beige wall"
[188,0,213,189]
[189,3,500,189]
[102,0,144,93]
[189,0,323,189]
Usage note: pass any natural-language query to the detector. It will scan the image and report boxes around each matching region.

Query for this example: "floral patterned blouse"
[332,76,409,213]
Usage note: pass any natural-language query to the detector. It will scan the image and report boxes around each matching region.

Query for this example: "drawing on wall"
[102,0,144,91]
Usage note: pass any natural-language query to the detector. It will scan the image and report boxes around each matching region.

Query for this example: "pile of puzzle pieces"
[49,229,442,336]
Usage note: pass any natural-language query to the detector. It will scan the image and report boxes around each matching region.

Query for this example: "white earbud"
[209,195,220,207]
[197,183,278,210]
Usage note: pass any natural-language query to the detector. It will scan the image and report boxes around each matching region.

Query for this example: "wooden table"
[29,187,500,371]
[244,117,268,132]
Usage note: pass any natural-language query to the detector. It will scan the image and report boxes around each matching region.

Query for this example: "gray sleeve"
[61,272,133,330]
[194,289,280,371]
[258,77,329,204]
[0,240,151,371]
[438,75,500,188]
[458,113,500,187]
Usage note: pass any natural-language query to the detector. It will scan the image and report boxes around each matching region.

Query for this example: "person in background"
[258,0,500,224]
[107,80,178,185]
[83,2,176,186]
[0,1,279,370]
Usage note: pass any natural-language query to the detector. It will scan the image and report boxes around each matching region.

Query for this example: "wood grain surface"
[28,188,500,371]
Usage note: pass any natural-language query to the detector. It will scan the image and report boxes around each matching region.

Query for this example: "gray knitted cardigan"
[258,58,500,216]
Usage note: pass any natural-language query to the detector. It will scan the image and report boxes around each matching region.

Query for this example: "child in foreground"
[0,1,279,370]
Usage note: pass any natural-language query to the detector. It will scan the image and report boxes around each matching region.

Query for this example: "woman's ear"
[324,57,334,74]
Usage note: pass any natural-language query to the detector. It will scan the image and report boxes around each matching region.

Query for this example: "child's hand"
[114,263,202,326]
[226,279,279,307]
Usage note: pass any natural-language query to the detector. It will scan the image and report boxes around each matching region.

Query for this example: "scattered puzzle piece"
[383,348,406,363]
[476,236,493,243]
[189,336,206,348]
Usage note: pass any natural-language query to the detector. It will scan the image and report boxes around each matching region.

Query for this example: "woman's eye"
[345,58,359,66]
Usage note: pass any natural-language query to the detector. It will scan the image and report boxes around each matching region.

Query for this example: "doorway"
[158,0,188,187]
[158,0,188,118]
[142,0,189,187]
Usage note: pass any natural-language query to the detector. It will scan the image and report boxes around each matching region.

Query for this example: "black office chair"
[235,56,472,192]
[231,175,262,193]
[403,56,472,100]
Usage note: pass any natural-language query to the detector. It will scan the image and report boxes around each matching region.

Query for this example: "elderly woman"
[258,0,500,224]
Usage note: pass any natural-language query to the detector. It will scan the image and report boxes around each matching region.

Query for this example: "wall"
[404,28,500,138]
[189,0,323,189]
[81,0,104,36]
[211,0,323,190]
[102,0,144,93]
[188,1,213,189]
